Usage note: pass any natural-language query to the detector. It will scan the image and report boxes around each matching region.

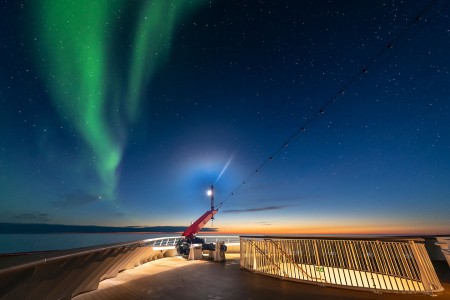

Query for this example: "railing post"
[313,240,321,266]
[252,240,257,271]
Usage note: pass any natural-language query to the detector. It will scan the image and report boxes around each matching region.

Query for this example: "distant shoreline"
[2,223,448,236]
[0,223,217,234]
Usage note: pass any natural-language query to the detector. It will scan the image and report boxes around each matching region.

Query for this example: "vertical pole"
[314,240,321,266]
[210,185,214,211]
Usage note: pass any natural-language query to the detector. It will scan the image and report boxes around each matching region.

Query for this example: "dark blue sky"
[0,0,449,234]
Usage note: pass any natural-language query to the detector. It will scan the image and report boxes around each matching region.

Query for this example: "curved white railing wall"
[0,236,238,299]
[240,236,444,295]
[0,237,177,300]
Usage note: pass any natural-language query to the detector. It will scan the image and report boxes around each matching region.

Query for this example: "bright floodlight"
[207,189,213,196]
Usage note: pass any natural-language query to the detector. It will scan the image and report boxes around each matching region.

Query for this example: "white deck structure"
[435,236,450,267]
[0,235,445,299]
[0,236,238,299]
[240,236,444,295]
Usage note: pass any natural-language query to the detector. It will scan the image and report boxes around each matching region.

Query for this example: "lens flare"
[215,154,235,184]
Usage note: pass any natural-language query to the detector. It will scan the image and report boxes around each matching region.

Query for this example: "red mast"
[181,185,217,239]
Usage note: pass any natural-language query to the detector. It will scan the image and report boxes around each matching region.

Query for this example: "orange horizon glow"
[209,225,450,236]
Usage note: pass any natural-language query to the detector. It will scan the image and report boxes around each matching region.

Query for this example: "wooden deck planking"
[74,255,449,300]
[74,256,206,300]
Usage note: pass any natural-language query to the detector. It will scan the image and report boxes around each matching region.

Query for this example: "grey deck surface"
[74,255,450,300]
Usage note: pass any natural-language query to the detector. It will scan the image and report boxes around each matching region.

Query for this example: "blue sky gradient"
[0,0,449,234]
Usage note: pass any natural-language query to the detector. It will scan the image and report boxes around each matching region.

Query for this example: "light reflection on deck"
[75,254,449,300]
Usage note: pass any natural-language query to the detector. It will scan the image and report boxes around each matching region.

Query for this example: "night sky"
[1,0,449,234]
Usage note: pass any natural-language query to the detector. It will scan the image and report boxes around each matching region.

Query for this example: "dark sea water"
[0,233,418,254]
[0,233,171,254]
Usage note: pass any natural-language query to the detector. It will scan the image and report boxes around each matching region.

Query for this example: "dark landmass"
[0,223,218,234]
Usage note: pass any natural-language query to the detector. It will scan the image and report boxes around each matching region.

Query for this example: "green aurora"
[31,0,205,199]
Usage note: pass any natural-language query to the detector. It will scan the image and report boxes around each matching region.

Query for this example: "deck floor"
[74,255,450,300]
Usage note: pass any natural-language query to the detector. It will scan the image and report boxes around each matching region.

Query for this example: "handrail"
[199,235,240,244]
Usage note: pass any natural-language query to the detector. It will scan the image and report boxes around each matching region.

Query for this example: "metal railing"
[200,235,240,244]
[141,235,240,246]
[240,236,444,296]
[143,236,181,247]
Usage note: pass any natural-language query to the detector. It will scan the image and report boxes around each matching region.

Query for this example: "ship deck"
[74,254,450,300]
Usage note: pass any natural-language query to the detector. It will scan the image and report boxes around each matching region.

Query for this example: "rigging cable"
[215,0,442,210]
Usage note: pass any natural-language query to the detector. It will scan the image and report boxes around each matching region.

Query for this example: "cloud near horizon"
[13,212,51,223]
[222,206,287,214]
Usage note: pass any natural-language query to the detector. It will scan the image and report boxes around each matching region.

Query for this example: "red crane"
[181,185,217,239]
[176,185,226,256]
